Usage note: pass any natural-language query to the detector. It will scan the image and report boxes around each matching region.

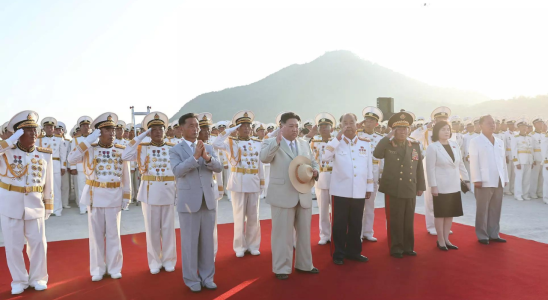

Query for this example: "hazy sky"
[1,0,547,129]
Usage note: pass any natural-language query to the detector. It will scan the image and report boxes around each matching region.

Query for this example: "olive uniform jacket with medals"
[373,136,426,198]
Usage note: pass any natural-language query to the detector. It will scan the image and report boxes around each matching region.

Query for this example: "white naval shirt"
[310,135,334,190]
[511,133,533,165]
[323,134,374,199]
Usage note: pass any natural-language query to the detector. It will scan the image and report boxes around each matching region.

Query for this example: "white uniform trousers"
[141,203,177,271]
[76,172,87,213]
[0,215,48,289]
[61,171,70,208]
[423,159,436,233]
[231,191,261,253]
[315,187,331,241]
[53,171,62,215]
[224,168,231,200]
[131,172,140,202]
[514,164,532,199]
[261,164,270,198]
[87,206,123,276]
[69,173,76,202]
[504,161,515,194]
[543,167,548,204]
[530,163,542,197]
[361,182,379,238]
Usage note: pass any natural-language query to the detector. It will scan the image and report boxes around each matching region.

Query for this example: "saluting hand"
[306,125,318,138]
[276,126,283,145]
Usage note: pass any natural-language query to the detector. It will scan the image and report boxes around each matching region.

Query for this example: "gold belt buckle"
[156,176,162,182]
[99,182,107,188]
[25,186,31,193]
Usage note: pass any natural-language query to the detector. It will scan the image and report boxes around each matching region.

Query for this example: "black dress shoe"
[390,253,403,258]
[346,255,369,262]
[275,274,289,280]
[403,251,417,256]
[333,259,344,265]
[478,239,489,245]
[295,267,319,274]
[490,238,507,243]
[437,241,448,251]
[446,244,458,250]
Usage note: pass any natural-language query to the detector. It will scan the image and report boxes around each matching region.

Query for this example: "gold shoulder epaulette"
[54,134,63,138]
[165,142,175,146]
[75,133,82,137]
[115,144,126,149]
[312,139,323,143]
[228,136,235,140]
[91,143,98,147]
[36,147,52,154]
[409,136,416,140]
[64,138,70,141]
[358,137,371,142]
[139,142,150,146]
[515,134,520,137]
[251,138,262,142]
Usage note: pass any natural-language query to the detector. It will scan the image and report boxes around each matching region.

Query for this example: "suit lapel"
[280,138,296,159]
[181,141,194,158]
[437,142,456,165]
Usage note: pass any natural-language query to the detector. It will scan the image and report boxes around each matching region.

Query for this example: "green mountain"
[170,50,491,123]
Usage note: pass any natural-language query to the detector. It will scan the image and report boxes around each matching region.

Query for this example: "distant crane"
[130,106,151,136]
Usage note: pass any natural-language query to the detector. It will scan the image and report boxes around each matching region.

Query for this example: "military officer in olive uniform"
[373,111,426,258]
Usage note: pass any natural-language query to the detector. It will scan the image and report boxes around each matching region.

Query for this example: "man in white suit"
[260,112,320,280]
[468,115,509,244]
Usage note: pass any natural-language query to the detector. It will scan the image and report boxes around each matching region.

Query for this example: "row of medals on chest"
[95,150,123,177]
[10,156,44,182]
[149,148,169,175]
[240,144,259,167]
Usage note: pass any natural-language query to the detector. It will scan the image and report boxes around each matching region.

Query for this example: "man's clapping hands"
[193,140,211,162]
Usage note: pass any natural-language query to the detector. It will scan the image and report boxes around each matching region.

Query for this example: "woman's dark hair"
[280,112,301,125]
[431,121,452,142]
[178,113,198,126]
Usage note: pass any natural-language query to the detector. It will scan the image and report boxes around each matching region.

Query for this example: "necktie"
[290,141,297,156]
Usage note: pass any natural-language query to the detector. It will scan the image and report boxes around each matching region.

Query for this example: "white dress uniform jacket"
[469,133,509,188]
[323,135,374,198]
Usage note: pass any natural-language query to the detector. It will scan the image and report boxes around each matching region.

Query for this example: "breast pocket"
[338,150,347,156]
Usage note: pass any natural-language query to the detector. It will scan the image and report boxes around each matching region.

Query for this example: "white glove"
[135,128,152,143]
[86,129,101,144]
[226,124,241,134]
[122,199,130,210]
[7,129,24,143]
[44,212,51,220]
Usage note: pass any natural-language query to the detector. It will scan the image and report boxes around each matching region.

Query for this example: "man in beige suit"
[260,112,320,280]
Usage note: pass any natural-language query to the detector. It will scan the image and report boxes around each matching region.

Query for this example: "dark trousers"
[332,196,365,260]
[385,195,416,255]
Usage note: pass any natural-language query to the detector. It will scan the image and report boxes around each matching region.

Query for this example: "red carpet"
[1,208,548,300]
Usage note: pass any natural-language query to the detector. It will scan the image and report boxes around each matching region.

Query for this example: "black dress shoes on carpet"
[390,253,403,258]
[275,274,289,280]
[490,238,507,243]
[437,241,449,251]
[478,239,490,245]
[295,267,319,274]
[345,255,369,262]
[446,244,459,250]
[403,251,417,256]
[333,259,344,265]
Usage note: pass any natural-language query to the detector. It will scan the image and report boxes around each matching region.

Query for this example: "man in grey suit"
[169,113,223,292]
[260,112,320,280]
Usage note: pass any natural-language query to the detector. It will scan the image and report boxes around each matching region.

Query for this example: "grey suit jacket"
[260,137,319,209]
[169,141,223,213]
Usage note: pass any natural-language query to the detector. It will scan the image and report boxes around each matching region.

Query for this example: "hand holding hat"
[289,155,316,193]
